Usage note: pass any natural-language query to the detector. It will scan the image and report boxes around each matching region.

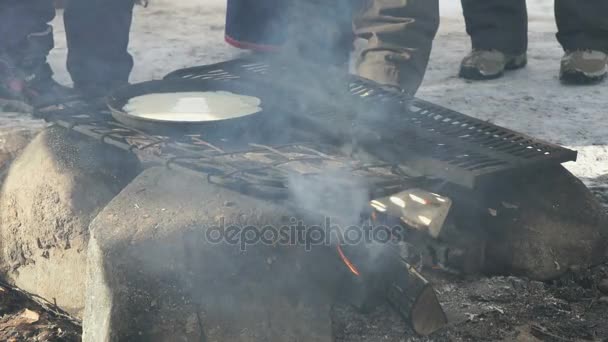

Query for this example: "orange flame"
[337,245,360,276]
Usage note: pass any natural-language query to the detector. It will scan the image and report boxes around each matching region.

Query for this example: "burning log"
[319,186,452,336]
[337,241,447,336]
[386,256,448,336]
[370,188,452,239]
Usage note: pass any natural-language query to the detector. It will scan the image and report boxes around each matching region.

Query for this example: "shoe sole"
[505,58,527,70]
[459,67,504,80]
[0,98,33,113]
[560,70,607,85]
[459,58,527,81]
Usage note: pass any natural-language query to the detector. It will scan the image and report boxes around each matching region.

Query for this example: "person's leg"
[284,0,354,66]
[0,0,55,75]
[353,0,440,94]
[64,0,135,94]
[555,0,608,84]
[225,0,288,51]
[459,0,528,80]
[0,0,74,108]
[555,0,608,53]
[461,0,528,55]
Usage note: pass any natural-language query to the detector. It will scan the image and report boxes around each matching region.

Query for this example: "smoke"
[282,0,356,67]
[287,170,370,230]
[226,0,356,67]
[265,0,385,246]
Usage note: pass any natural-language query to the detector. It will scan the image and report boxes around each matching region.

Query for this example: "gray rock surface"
[84,166,337,342]
[0,126,140,317]
[483,166,608,280]
[599,278,608,295]
[0,127,41,180]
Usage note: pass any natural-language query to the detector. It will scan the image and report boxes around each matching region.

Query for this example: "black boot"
[0,55,27,110]
[0,25,75,110]
[0,56,74,110]
[25,63,76,107]
[74,80,129,101]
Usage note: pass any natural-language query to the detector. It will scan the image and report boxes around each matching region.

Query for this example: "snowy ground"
[428,1,608,190]
[11,0,608,189]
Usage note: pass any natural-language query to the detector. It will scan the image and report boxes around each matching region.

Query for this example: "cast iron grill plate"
[34,99,425,199]
[164,58,577,188]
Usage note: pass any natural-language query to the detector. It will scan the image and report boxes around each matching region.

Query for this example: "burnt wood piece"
[386,258,447,336]
[338,243,448,336]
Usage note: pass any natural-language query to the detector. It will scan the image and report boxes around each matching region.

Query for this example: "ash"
[589,176,608,210]
[0,281,81,341]
[332,263,608,341]
[331,190,608,341]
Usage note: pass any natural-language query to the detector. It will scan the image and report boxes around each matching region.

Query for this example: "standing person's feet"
[459,49,527,80]
[23,65,77,108]
[1,57,75,111]
[74,81,130,103]
[560,50,607,85]
[356,50,415,93]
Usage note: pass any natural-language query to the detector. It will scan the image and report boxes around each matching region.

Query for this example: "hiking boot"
[1,25,75,111]
[560,50,608,85]
[459,49,527,80]
[0,58,75,111]
[26,67,77,108]
[356,50,412,92]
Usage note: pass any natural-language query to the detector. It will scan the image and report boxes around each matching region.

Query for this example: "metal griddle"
[164,58,578,189]
[107,79,277,138]
[36,57,577,191]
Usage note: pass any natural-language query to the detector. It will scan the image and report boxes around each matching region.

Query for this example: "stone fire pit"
[0,125,606,341]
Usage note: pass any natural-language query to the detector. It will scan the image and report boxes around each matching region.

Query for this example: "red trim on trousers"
[224,34,280,52]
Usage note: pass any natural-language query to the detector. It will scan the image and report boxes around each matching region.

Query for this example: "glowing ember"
[370,200,387,212]
[371,211,378,221]
[390,196,407,208]
[409,193,428,205]
[417,215,432,226]
[337,245,360,276]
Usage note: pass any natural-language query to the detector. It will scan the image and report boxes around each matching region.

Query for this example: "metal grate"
[164,58,577,188]
[34,100,422,199]
[164,60,271,81]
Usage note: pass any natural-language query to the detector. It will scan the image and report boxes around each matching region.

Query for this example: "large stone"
[0,125,140,317]
[483,166,608,280]
[84,167,338,342]
[0,127,42,177]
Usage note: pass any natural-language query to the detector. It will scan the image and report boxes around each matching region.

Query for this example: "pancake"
[123,91,262,122]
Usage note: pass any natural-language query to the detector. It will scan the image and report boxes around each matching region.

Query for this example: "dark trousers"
[0,0,55,72]
[225,0,439,93]
[354,0,440,93]
[0,0,134,87]
[225,0,289,48]
[226,0,355,65]
[462,0,608,54]
[65,0,135,88]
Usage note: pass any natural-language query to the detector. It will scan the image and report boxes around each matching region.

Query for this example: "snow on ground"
[427,0,607,187]
[29,0,608,187]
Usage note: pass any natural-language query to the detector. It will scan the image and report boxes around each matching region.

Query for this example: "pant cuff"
[470,33,527,55]
[557,32,608,53]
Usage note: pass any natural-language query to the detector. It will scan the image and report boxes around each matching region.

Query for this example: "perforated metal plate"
[162,58,578,188]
